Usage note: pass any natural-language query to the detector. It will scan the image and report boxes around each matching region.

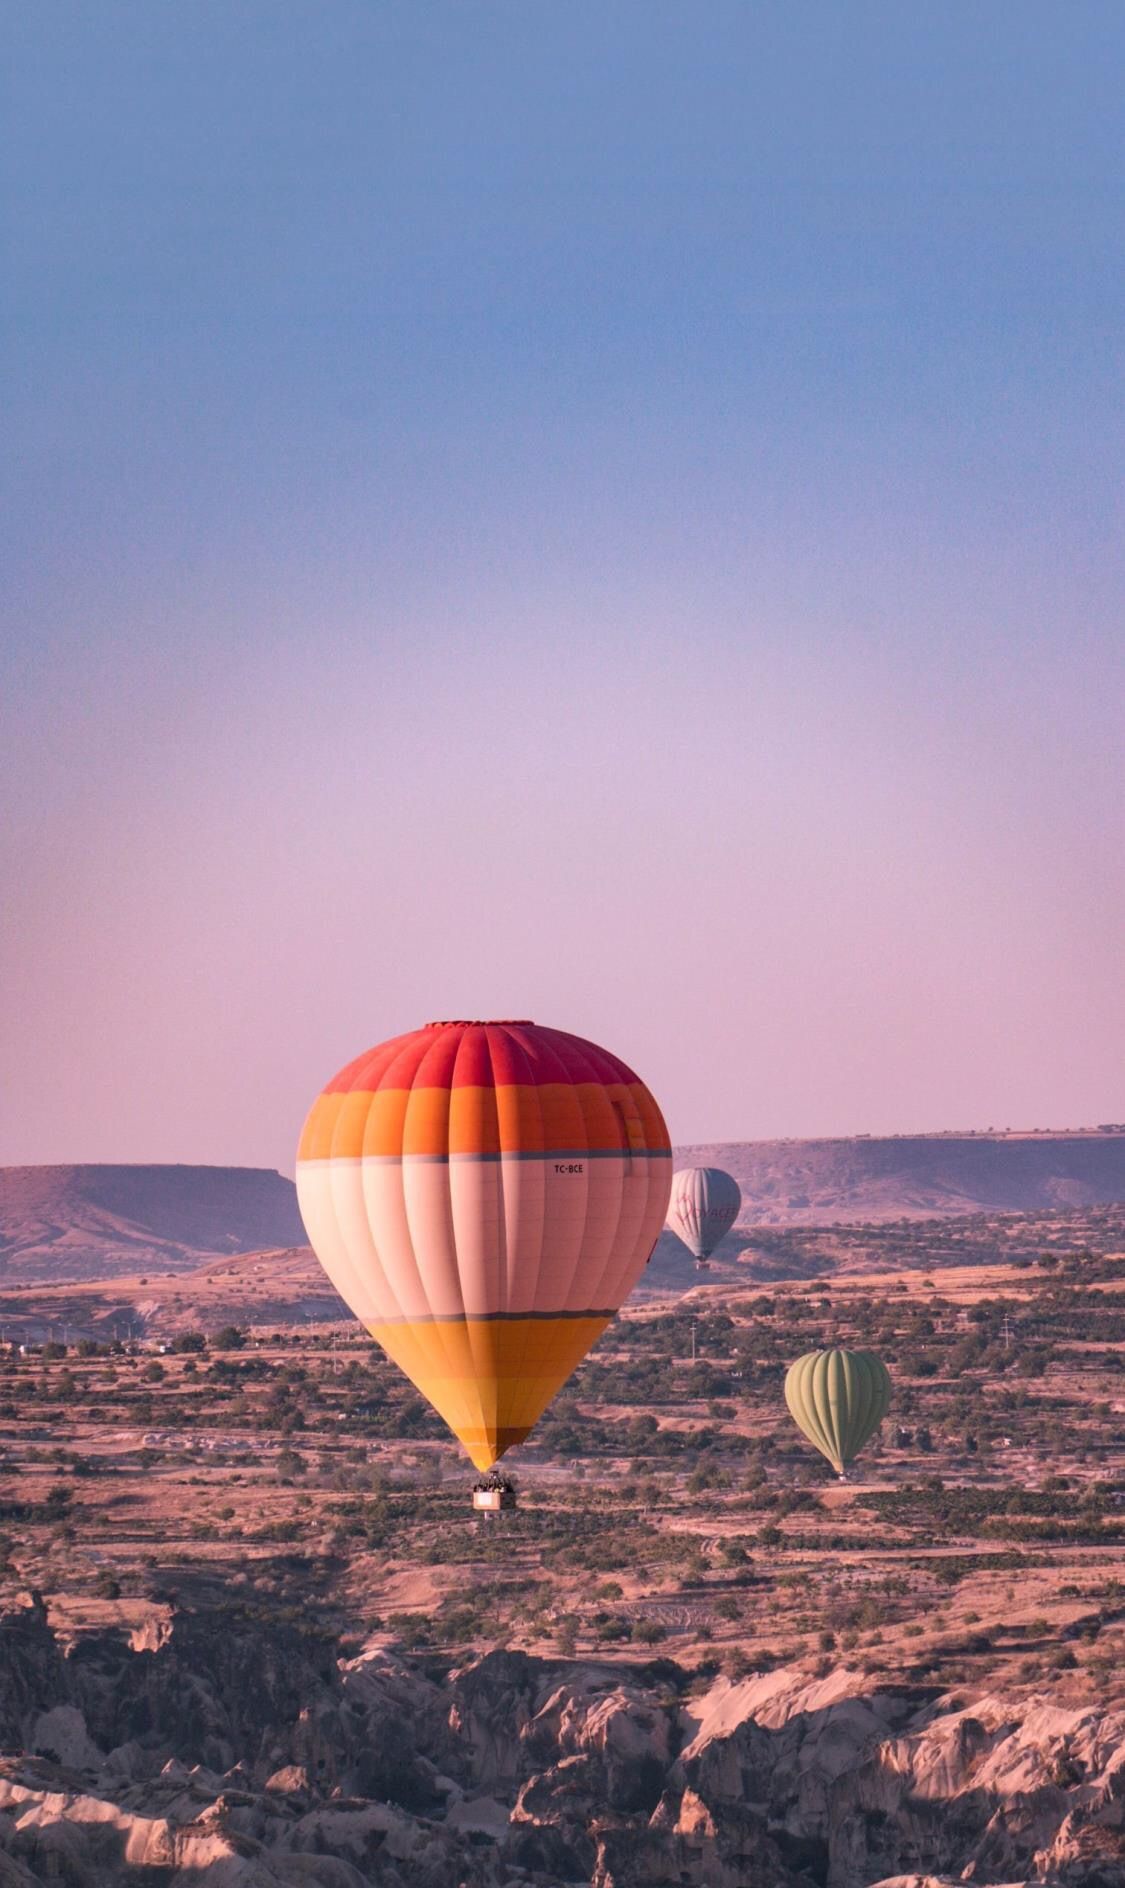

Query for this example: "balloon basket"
[471,1471,517,1515]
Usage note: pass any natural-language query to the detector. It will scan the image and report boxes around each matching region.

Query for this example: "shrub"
[388,1611,432,1649]
[595,1615,633,1643]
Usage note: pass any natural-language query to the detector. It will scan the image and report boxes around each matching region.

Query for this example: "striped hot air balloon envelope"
[667,1166,742,1263]
[296,1020,672,1471]
[784,1348,891,1477]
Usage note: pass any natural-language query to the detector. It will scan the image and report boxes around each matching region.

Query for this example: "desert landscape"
[7,9,1123,1884]
[1,1155,1123,1886]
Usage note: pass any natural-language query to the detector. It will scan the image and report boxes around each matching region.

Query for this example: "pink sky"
[3,8,1123,1167]
[4,551,1123,1168]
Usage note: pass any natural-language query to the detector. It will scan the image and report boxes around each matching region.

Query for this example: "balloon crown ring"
[423,1019,535,1028]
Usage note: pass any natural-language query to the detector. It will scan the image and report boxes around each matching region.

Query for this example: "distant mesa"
[0,1164,305,1283]
[674,1129,1125,1227]
[642,1128,1125,1291]
[2,1129,1124,1287]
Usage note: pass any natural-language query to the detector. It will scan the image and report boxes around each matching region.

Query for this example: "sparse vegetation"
[0,1225,1120,1709]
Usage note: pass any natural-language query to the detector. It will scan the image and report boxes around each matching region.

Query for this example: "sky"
[2,3,1123,1167]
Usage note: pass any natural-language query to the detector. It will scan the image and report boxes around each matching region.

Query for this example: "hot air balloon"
[784,1348,891,1478]
[666,1167,741,1269]
[296,1019,671,1493]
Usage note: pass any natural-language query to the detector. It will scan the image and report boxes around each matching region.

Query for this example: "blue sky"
[2,4,1123,1162]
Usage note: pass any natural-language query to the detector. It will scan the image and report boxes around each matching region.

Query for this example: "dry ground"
[1,1239,1122,1716]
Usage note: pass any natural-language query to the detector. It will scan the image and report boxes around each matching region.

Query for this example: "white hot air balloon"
[666,1166,741,1269]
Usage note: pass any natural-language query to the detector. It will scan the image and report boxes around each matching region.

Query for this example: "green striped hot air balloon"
[784,1348,891,1478]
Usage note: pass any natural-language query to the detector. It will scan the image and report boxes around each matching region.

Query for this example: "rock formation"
[0,1598,1121,1885]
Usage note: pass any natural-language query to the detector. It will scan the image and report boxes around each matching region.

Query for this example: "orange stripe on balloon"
[299,1082,670,1160]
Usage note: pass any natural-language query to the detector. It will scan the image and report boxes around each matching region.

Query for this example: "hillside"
[2,1132,1124,1287]
[676,1128,1125,1228]
[0,1165,305,1283]
[0,1247,347,1343]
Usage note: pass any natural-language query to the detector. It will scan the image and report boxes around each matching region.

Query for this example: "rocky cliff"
[0,1597,1121,1886]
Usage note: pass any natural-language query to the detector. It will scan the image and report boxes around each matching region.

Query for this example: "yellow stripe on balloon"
[367,1315,610,1470]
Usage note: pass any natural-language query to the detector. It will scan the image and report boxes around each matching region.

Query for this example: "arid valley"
[1,1146,1123,1887]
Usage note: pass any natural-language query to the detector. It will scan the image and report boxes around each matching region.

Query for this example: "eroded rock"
[0,1597,1121,1886]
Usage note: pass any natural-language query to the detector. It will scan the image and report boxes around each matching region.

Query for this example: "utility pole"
[690,1318,697,1364]
[1001,1313,1014,1352]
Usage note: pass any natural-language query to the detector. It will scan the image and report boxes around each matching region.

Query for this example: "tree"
[173,1332,206,1354]
[556,1617,578,1657]
[388,1611,431,1649]
[212,1326,246,1351]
